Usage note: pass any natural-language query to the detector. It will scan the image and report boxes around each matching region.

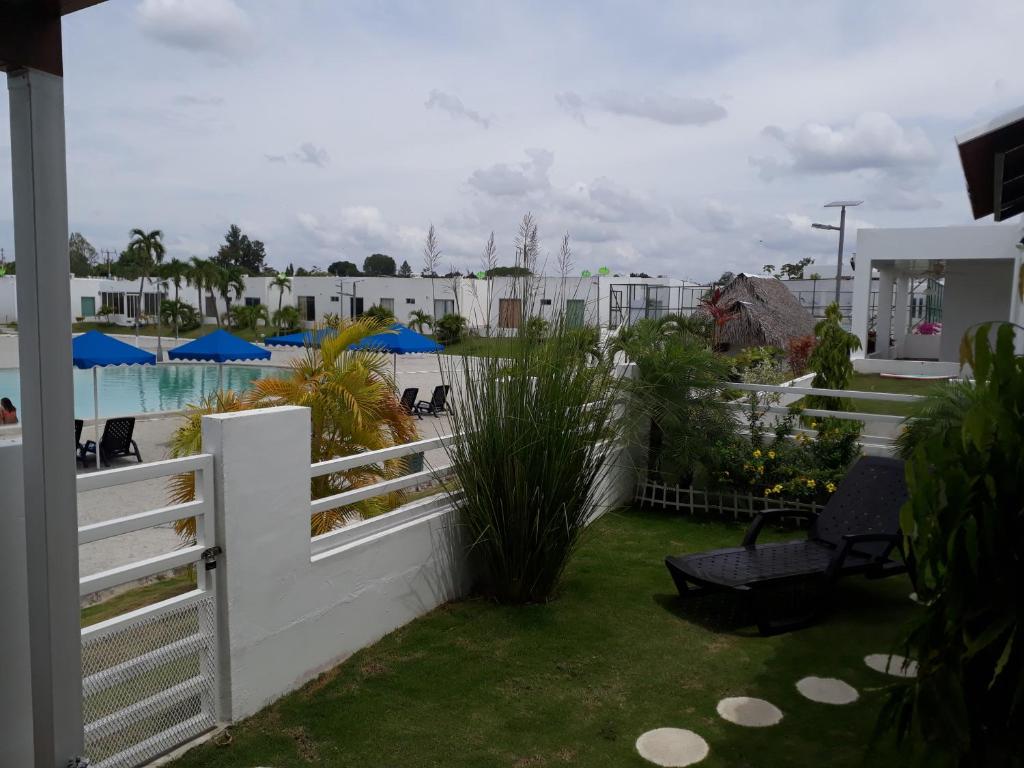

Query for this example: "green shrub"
[732,345,784,373]
[442,327,622,603]
[882,322,1024,766]
[808,302,861,410]
[363,304,395,324]
[435,313,467,345]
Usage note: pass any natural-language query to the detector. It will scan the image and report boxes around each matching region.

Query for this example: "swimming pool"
[0,363,287,419]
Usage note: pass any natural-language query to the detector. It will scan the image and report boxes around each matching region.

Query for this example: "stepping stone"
[716,696,783,727]
[635,727,710,767]
[796,676,859,705]
[864,653,918,678]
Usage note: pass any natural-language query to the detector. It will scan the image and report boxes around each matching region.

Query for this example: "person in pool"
[0,397,16,425]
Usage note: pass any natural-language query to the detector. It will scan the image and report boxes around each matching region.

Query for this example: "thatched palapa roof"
[696,273,815,350]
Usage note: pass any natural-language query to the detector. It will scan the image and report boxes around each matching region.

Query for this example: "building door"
[80,296,96,318]
[498,298,522,329]
[565,299,585,328]
[350,297,364,318]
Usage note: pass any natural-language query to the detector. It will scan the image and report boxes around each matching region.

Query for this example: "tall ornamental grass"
[442,327,622,604]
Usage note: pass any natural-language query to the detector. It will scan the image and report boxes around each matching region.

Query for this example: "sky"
[1,0,1022,281]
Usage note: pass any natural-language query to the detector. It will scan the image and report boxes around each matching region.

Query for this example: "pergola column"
[874,268,894,358]
[7,65,83,765]
[892,274,910,358]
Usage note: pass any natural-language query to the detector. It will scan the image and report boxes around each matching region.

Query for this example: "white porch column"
[892,274,910,358]
[874,269,895,358]
[0,442,34,765]
[7,68,83,766]
[849,256,873,356]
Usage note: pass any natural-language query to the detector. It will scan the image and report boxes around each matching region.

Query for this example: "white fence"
[77,454,219,768]
[724,381,925,454]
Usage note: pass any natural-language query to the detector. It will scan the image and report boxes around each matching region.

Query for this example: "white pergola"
[851,225,1022,364]
[1,2,106,765]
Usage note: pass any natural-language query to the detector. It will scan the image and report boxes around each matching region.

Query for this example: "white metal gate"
[77,454,220,768]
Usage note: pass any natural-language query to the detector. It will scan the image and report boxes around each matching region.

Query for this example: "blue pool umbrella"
[72,331,156,468]
[168,329,271,392]
[348,323,443,354]
[348,323,443,379]
[264,328,336,347]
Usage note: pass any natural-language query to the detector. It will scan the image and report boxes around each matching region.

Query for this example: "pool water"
[0,363,286,419]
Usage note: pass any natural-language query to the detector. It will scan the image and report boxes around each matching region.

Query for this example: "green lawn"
[81,569,197,627]
[842,373,940,417]
[440,335,514,357]
[167,510,915,767]
[72,322,271,343]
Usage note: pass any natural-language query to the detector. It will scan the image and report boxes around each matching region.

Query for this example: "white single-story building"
[0,273,701,332]
[851,224,1023,366]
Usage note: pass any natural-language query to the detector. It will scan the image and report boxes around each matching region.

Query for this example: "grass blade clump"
[442,325,622,603]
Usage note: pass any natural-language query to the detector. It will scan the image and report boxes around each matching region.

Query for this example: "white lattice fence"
[634,477,824,526]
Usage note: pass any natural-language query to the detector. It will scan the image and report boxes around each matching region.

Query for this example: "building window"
[81,296,96,317]
[540,298,552,306]
[143,292,160,317]
[244,297,261,307]
[380,298,395,313]
[330,295,339,302]
[99,291,124,314]
[205,296,218,319]
[498,298,522,329]
[297,296,316,322]
[405,298,416,305]
[434,299,455,318]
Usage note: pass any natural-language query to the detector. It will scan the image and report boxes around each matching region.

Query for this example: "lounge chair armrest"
[742,508,819,547]
[825,533,903,581]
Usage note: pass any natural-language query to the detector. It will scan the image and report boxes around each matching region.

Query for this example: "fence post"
[201,405,312,722]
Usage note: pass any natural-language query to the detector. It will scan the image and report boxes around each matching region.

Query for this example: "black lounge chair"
[399,387,419,417]
[80,416,143,467]
[74,419,84,464]
[665,455,909,635]
[413,385,450,417]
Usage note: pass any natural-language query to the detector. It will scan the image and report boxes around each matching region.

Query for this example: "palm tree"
[270,273,291,332]
[167,317,418,539]
[161,258,190,339]
[218,265,246,327]
[272,305,300,333]
[408,309,432,334]
[127,228,166,354]
[188,257,208,324]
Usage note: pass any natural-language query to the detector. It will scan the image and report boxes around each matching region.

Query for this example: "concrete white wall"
[939,259,1015,361]
[202,406,471,720]
[0,276,16,324]
[0,441,34,765]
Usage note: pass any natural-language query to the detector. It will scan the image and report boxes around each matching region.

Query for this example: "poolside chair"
[79,416,143,467]
[74,419,84,464]
[399,387,419,417]
[413,385,450,417]
[665,456,909,635]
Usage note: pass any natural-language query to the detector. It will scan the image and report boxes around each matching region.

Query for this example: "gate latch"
[201,546,223,571]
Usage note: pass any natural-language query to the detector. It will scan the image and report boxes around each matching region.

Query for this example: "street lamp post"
[812,200,862,307]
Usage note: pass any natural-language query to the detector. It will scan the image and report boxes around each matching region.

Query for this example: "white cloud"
[425,90,490,129]
[137,0,252,56]
[468,148,554,197]
[753,112,937,179]
[557,90,727,127]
